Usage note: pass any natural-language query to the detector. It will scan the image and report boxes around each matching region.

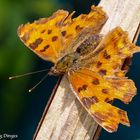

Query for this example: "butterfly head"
[49,53,79,76]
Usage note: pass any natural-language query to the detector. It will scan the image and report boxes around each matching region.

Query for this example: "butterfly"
[17,5,140,132]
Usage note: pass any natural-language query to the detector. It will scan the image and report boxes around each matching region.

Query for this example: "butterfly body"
[49,34,102,75]
[49,52,79,75]
[18,6,140,132]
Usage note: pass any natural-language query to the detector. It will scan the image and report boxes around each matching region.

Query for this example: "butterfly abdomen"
[76,34,102,55]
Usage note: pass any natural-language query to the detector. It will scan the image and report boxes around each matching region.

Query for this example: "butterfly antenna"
[28,73,49,93]
[9,68,50,80]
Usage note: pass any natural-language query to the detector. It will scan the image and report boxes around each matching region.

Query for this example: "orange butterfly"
[17,6,140,132]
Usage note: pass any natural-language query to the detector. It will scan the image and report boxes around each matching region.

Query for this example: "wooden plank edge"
[133,23,140,44]
[33,76,63,140]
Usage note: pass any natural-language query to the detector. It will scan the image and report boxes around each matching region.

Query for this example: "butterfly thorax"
[49,34,102,75]
[49,53,79,75]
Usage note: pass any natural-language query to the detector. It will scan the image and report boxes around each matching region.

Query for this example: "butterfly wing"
[17,10,69,63]
[90,27,140,77]
[60,6,108,53]
[17,6,107,63]
[68,27,140,132]
[68,69,136,132]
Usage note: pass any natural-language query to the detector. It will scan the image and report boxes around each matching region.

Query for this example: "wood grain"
[34,0,140,140]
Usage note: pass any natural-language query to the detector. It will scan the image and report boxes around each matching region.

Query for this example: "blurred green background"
[0,0,139,140]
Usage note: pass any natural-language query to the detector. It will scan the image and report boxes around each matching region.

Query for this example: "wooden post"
[34,0,140,140]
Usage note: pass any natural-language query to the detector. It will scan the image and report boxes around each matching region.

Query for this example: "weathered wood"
[34,0,140,140]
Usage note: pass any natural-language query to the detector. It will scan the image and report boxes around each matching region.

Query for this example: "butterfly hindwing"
[68,69,136,132]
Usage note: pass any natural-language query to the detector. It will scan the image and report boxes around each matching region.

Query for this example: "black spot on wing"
[61,31,67,36]
[99,69,107,76]
[96,61,102,68]
[29,38,43,49]
[78,84,88,92]
[41,29,46,33]
[48,29,52,34]
[92,78,100,85]
[40,45,50,52]
[102,89,109,94]
[52,36,58,42]
[103,50,111,59]
[82,96,98,108]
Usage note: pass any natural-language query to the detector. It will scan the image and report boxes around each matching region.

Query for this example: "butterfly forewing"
[60,6,108,53]
[18,10,69,63]
[18,6,108,63]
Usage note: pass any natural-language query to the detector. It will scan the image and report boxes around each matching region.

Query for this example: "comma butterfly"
[17,5,140,132]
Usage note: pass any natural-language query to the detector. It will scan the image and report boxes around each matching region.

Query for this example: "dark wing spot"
[82,85,88,90]
[40,45,50,52]
[96,61,102,68]
[82,97,91,108]
[52,36,58,42]
[41,29,46,33]
[104,98,110,102]
[103,50,111,59]
[29,38,43,49]
[75,25,83,31]
[99,69,107,76]
[48,29,52,34]
[78,85,88,92]
[102,89,109,94]
[40,50,45,52]
[82,96,98,108]
[78,87,83,92]
[44,45,50,49]
[75,25,80,30]
[61,31,67,36]
[118,32,123,36]
[92,78,100,85]
[90,96,99,103]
